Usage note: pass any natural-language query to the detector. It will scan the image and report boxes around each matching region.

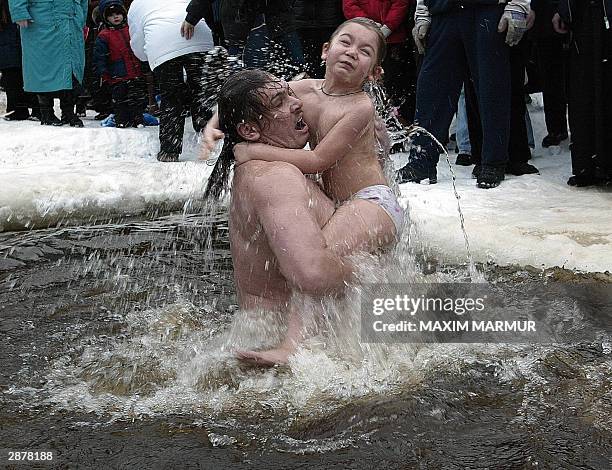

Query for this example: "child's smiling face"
[322,22,383,84]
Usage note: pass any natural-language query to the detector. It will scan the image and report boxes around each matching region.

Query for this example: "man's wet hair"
[329,17,387,65]
[204,69,284,200]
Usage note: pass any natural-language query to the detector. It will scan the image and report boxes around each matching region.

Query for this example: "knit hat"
[99,0,127,23]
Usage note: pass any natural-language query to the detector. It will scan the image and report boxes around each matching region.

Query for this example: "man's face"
[255,81,309,149]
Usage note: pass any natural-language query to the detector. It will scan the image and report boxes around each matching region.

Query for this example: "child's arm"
[92,36,109,79]
[234,99,374,173]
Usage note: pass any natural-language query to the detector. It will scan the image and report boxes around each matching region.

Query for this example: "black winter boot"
[477,166,505,189]
[59,91,84,127]
[38,94,61,125]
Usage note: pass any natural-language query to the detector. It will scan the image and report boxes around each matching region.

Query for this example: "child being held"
[233,18,403,255]
[93,0,146,128]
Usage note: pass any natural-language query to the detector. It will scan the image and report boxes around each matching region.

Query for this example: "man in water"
[204,69,354,366]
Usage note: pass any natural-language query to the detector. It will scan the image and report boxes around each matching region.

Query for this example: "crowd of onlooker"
[0,0,610,188]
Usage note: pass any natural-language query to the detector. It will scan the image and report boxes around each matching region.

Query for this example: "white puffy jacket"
[128,0,214,71]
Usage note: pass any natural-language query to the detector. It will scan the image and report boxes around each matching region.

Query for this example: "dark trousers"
[383,42,417,122]
[37,75,81,118]
[92,81,113,115]
[536,35,568,137]
[0,67,33,117]
[413,5,510,169]
[466,38,531,167]
[508,38,531,165]
[111,78,145,126]
[297,27,338,78]
[154,53,212,154]
[567,3,612,179]
[298,28,336,78]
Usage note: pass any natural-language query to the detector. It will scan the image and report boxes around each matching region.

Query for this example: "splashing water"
[365,81,479,278]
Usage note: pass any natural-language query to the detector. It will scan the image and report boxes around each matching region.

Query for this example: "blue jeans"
[456,86,472,154]
[525,110,535,149]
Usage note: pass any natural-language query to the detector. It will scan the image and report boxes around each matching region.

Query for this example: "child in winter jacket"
[93,0,145,127]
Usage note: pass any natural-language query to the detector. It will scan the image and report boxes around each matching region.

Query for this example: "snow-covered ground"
[1,94,611,272]
[394,97,612,273]
[0,104,213,231]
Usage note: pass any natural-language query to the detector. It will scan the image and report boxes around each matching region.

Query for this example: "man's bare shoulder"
[237,161,305,200]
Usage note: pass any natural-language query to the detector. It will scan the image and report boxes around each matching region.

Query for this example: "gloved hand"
[498,2,529,46]
[412,16,431,54]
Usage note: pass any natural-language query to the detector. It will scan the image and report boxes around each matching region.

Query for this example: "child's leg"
[236,178,335,366]
[322,199,398,257]
[112,82,130,127]
[126,79,146,126]
[235,302,306,366]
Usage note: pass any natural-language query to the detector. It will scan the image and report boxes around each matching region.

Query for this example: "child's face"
[322,23,382,84]
[107,12,124,26]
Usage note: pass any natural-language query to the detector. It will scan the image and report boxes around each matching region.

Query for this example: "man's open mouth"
[295,116,306,130]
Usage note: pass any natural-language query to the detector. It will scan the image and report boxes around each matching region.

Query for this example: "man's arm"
[252,163,353,295]
[185,0,215,27]
[200,112,224,159]
[93,36,109,79]
[234,99,374,174]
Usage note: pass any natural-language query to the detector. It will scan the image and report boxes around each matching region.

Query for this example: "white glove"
[412,19,430,54]
[498,2,529,46]
[413,0,431,54]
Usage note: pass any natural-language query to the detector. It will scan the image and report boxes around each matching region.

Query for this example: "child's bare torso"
[291,79,388,202]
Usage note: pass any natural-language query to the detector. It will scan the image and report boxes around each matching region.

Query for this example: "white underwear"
[353,184,405,234]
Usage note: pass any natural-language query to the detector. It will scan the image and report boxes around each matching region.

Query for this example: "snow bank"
[1,97,610,272]
[393,99,612,273]
[0,114,212,231]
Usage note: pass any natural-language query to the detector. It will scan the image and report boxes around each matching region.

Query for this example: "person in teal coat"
[8,0,88,126]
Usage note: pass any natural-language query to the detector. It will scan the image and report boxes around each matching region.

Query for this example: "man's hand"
[199,117,224,160]
[552,13,569,34]
[17,20,31,28]
[498,4,529,46]
[412,17,430,55]
[527,9,536,30]
[180,20,195,40]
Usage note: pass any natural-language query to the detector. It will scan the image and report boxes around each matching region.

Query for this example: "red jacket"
[342,0,410,44]
[94,25,143,85]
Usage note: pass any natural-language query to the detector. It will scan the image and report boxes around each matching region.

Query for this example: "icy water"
[1,211,611,469]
